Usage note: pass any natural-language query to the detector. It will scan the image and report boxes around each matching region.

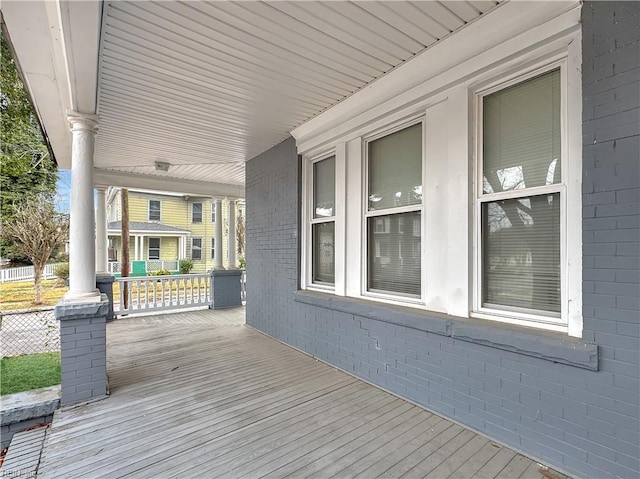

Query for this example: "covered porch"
[38,307,568,479]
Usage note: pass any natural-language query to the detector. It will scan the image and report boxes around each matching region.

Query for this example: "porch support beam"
[55,111,108,406]
[67,111,100,300]
[214,198,224,270]
[95,187,108,273]
[227,198,237,269]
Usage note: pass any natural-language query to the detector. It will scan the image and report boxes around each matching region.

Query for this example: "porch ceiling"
[97,0,498,187]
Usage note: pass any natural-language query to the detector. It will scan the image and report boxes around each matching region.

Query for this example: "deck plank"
[37,308,571,479]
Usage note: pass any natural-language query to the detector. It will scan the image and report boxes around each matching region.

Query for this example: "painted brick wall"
[246,4,639,478]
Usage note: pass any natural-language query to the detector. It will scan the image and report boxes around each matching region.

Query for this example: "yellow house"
[107,188,245,273]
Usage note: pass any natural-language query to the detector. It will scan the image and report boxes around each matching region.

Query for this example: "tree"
[2,194,69,304]
[1,31,57,260]
[236,212,245,255]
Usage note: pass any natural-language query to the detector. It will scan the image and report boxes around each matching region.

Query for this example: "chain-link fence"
[0,308,59,357]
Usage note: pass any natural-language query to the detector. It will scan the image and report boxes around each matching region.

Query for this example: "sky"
[55,168,71,214]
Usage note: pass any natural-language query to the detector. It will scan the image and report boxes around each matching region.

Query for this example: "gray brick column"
[55,297,109,405]
[210,269,243,309]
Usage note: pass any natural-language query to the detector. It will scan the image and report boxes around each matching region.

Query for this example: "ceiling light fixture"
[154,161,170,172]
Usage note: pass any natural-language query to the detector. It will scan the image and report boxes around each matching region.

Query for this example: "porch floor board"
[38,308,569,479]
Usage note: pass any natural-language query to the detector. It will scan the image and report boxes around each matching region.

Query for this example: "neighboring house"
[106,188,245,272]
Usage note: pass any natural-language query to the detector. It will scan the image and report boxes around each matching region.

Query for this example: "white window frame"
[192,203,203,223]
[148,200,161,222]
[471,56,582,336]
[362,118,426,304]
[148,237,161,260]
[191,237,202,260]
[305,153,337,291]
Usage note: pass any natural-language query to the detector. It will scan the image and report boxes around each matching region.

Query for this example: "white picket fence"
[0,263,63,283]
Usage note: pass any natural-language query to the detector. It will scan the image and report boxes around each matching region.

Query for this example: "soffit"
[96,0,500,186]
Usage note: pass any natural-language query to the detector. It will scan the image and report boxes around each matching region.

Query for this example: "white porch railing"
[116,273,211,315]
[0,263,63,283]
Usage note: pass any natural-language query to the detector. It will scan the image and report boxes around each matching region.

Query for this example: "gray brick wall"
[245,3,639,478]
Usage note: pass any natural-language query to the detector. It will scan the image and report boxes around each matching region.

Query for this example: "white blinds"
[367,123,422,297]
[368,211,421,296]
[314,157,335,218]
[483,69,561,193]
[368,123,422,211]
[481,68,563,317]
[482,194,561,314]
[312,156,335,285]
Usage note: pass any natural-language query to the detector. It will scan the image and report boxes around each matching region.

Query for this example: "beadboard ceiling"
[95,1,500,187]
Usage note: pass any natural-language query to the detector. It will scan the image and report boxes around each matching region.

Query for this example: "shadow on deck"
[38,307,569,478]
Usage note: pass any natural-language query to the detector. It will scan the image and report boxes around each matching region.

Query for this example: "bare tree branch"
[2,194,69,303]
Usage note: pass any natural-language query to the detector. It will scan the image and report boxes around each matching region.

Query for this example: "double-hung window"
[192,203,203,223]
[310,156,336,286]
[211,202,216,223]
[148,200,161,221]
[211,238,215,259]
[365,122,423,298]
[476,67,565,326]
[148,238,160,260]
[191,238,202,260]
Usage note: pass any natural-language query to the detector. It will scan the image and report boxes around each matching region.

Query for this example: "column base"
[55,295,109,406]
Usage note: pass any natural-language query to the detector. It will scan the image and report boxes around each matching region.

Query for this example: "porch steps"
[0,425,48,478]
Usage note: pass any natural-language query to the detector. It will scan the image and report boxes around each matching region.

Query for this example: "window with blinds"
[311,156,335,285]
[148,238,160,260]
[192,203,203,223]
[366,122,422,297]
[479,68,562,318]
[191,238,202,260]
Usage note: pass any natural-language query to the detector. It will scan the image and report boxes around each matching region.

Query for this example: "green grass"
[1,352,61,395]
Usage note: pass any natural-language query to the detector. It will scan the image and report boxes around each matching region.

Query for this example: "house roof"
[107,221,190,234]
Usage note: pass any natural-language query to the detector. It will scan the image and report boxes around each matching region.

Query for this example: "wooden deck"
[38,308,569,478]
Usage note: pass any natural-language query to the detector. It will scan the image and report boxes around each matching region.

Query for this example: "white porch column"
[134,236,139,261]
[227,198,237,269]
[95,187,108,273]
[214,198,224,269]
[67,111,100,299]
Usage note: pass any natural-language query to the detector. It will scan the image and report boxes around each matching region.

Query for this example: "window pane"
[312,222,335,284]
[149,200,160,221]
[192,203,202,222]
[368,211,421,296]
[368,123,422,211]
[211,203,216,223]
[192,238,202,260]
[211,238,215,259]
[482,193,560,315]
[314,157,335,218]
[148,238,160,260]
[483,69,561,194]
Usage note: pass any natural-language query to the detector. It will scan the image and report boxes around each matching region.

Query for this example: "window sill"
[293,290,598,371]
